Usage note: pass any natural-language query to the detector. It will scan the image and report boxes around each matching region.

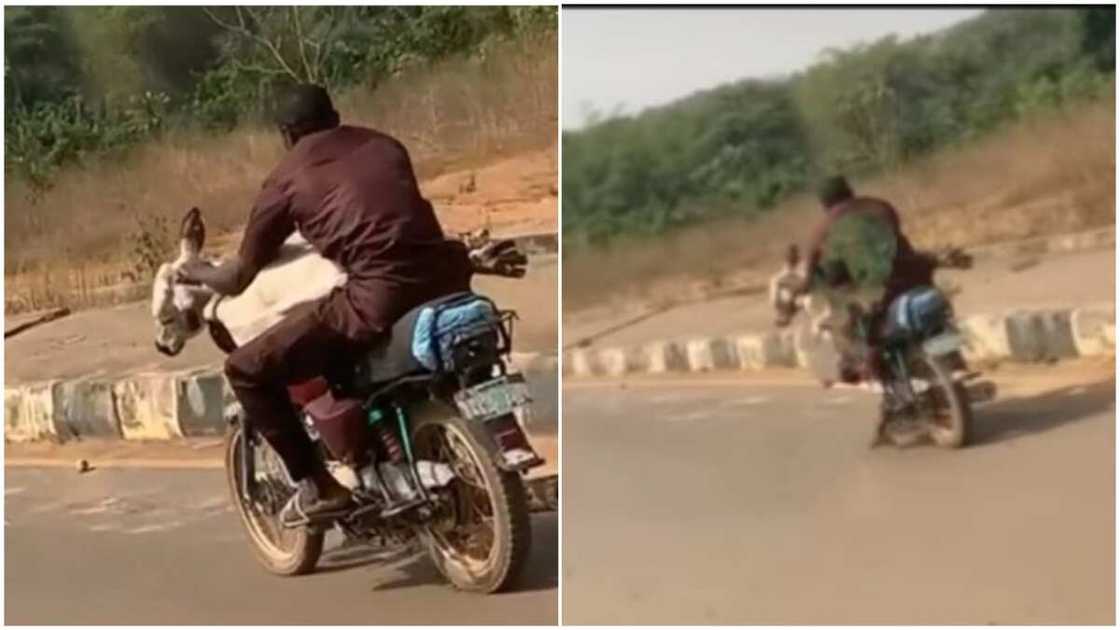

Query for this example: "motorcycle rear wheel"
[918,353,972,448]
[411,406,531,593]
[224,424,324,576]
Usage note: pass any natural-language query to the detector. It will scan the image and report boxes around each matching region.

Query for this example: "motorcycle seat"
[354,291,503,388]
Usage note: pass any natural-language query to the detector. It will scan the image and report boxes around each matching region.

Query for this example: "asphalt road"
[562,372,1115,624]
[5,467,557,625]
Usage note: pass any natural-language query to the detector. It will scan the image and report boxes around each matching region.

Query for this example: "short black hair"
[274,83,339,130]
[816,175,854,208]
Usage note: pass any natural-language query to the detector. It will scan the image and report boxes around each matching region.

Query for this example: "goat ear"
[180,207,206,256]
[786,243,801,265]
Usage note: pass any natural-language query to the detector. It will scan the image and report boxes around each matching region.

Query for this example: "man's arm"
[797,217,832,294]
[178,177,294,296]
[177,257,256,296]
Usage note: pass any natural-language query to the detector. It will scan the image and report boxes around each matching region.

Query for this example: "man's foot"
[279,478,352,528]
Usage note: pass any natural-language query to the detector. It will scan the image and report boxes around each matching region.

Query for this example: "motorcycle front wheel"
[410,406,531,593]
[224,424,324,576]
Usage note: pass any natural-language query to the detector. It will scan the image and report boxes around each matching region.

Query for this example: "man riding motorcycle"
[176,84,478,524]
[794,175,938,384]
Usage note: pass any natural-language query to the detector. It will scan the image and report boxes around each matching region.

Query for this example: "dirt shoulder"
[4,145,558,385]
[5,143,557,315]
[566,247,1115,350]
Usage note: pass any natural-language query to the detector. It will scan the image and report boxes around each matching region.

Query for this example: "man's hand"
[175,257,252,296]
[793,275,813,297]
[940,247,973,270]
[469,239,528,278]
[174,258,214,286]
[775,308,795,328]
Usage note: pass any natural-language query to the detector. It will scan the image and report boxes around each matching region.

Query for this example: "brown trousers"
[224,291,367,481]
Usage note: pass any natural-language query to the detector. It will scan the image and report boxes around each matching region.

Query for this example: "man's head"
[275,84,340,148]
[816,175,854,211]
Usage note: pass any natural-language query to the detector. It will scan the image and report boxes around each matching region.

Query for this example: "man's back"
[273,125,461,278]
[249,125,472,331]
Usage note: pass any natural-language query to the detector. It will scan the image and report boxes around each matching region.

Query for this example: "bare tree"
[202,6,342,85]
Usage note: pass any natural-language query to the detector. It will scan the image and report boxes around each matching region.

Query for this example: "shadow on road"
[308,514,558,593]
[971,377,1115,446]
[314,540,418,575]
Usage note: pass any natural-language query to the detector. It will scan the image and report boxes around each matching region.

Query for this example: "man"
[177,84,475,523]
[798,175,936,383]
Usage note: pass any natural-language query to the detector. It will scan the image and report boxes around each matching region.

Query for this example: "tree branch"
[204,6,303,83]
[241,7,303,82]
[291,7,316,83]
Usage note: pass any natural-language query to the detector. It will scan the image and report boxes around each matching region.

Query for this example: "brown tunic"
[238,125,472,341]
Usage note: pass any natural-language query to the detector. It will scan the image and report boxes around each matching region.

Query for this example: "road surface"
[562,368,1115,624]
[5,467,557,624]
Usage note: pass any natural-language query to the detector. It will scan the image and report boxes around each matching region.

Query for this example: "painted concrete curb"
[5,352,558,443]
[564,304,1115,378]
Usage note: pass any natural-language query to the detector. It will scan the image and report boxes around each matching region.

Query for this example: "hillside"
[562,7,1114,250]
[4,7,557,314]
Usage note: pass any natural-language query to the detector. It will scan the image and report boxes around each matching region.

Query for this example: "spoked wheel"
[224,424,323,575]
[411,408,531,593]
[913,354,972,448]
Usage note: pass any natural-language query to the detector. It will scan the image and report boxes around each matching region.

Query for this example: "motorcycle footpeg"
[278,495,355,530]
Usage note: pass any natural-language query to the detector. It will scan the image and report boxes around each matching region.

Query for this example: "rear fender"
[450,374,543,472]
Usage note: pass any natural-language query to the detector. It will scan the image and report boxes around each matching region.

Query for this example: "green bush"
[5,91,169,192]
[4,6,558,188]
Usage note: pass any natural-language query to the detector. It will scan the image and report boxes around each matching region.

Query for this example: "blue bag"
[411,297,500,371]
[884,286,950,339]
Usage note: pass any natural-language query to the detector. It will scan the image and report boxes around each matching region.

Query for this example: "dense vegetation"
[563,8,1115,248]
[4,6,556,191]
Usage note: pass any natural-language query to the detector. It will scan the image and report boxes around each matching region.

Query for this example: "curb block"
[643,341,689,373]
[959,313,1011,362]
[113,374,182,440]
[568,305,1114,380]
[735,331,797,370]
[567,348,601,378]
[6,353,558,444]
[1072,305,1116,357]
[685,337,738,371]
[597,347,630,376]
[56,380,120,441]
[5,382,60,443]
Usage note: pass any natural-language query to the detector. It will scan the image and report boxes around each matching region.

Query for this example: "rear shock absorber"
[368,407,404,463]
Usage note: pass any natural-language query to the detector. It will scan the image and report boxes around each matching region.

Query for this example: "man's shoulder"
[339,124,402,145]
[851,196,897,213]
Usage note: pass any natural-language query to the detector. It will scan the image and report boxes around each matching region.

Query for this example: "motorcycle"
[211,243,540,593]
[773,245,996,448]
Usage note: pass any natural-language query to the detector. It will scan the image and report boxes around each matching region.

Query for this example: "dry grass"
[5,32,557,314]
[564,94,1115,313]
